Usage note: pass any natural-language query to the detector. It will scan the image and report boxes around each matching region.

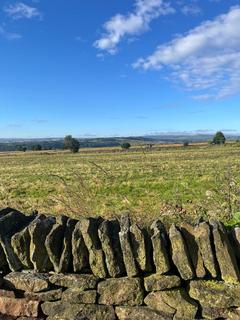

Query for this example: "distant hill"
[0,134,239,152]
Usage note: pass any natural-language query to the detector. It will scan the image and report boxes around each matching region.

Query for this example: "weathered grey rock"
[42,301,116,320]
[189,280,240,309]
[79,217,107,278]
[0,244,7,270]
[0,211,35,271]
[180,222,206,278]
[231,227,240,260]
[150,220,170,275]
[11,215,45,270]
[119,214,138,277]
[98,277,144,306]
[210,220,240,283]
[0,296,40,317]
[195,222,218,278]
[228,308,240,320]
[130,224,152,272]
[72,221,89,273]
[11,225,33,270]
[62,288,97,304]
[45,219,67,273]
[98,220,125,278]
[144,274,181,292]
[115,306,172,320]
[49,273,99,290]
[24,288,62,302]
[29,216,55,272]
[4,272,49,293]
[58,219,77,273]
[144,288,198,320]
[169,224,194,280]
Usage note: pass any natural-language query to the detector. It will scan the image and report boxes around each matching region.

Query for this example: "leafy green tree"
[121,142,131,150]
[64,135,80,153]
[32,144,42,151]
[212,131,226,145]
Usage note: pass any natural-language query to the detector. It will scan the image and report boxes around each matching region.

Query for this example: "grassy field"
[0,143,240,225]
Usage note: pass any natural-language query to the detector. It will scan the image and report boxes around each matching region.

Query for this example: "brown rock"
[0,290,15,298]
[0,296,39,317]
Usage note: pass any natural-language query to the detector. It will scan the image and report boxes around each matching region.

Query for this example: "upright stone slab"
[0,211,34,271]
[98,220,125,277]
[195,222,218,278]
[231,227,240,260]
[150,220,170,274]
[181,222,206,278]
[29,215,55,272]
[58,218,77,273]
[11,215,44,270]
[119,214,138,277]
[130,224,152,273]
[210,220,240,283]
[72,221,89,273]
[79,217,107,279]
[45,216,68,273]
[169,224,194,280]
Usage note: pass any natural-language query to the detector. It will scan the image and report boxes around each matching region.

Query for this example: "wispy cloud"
[133,6,240,99]
[4,2,42,20]
[0,26,22,40]
[181,4,202,16]
[94,0,175,54]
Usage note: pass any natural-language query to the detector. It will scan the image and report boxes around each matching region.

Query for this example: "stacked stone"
[0,208,239,319]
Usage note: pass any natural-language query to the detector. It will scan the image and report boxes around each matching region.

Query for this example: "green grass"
[0,143,240,225]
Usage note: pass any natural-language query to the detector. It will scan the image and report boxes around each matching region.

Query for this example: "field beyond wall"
[0,142,240,225]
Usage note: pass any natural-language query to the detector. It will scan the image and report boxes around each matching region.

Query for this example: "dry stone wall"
[0,208,240,319]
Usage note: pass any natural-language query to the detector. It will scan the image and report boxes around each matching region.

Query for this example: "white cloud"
[134,6,240,99]
[94,0,175,54]
[0,26,22,40]
[181,4,202,16]
[4,2,42,20]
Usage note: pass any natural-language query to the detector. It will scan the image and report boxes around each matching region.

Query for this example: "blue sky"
[0,0,240,138]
